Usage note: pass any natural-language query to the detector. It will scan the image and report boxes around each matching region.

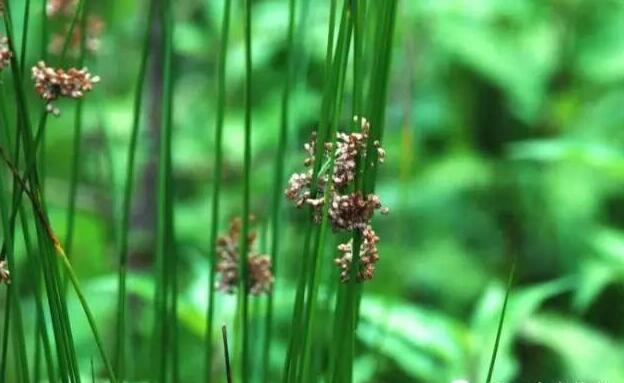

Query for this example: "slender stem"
[64,0,89,280]
[282,1,339,381]
[59,0,85,63]
[301,6,352,381]
[485,261,516,383]
[263,0,296,381]
[42,0,49,59]
[239,0,253,381]
[0,287,11,380]
[114,1,155,381]
[0,153,30,383]
[0,146,118,382]
[205,0,232,381]
[59,248,118,383]
[20,0,32,75]
[332,3,399,382]
[154,0,175,380]
[222,326,233,383]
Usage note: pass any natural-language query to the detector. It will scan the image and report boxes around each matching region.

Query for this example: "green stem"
[153,0,175,380]
[0,287,11,381]
[58,248,118,383]
[20,0,32,75]
[114,1,156,380]
[301,7,352,382]
[222,326,233,383]
[263,0,296,381]
[204,0,231,381]
[485,260,516,383]
[282,1,339,381]
[59,0,85,64]
[64,0,89,282]
[239,0,253,382]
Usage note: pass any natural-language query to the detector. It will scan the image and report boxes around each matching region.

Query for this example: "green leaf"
[522,312,624,382]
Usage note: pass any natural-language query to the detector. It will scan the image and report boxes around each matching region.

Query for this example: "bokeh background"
[4,0,624,382]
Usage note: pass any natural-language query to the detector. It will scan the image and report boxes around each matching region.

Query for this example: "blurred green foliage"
[4,0,624,382]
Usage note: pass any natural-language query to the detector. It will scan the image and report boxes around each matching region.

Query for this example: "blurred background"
[4,0,624,382]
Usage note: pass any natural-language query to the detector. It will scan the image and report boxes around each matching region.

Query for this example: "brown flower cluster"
[0,259,10,285]
[47,0,104,56]
[47,0,78,17]
[285,116,388,282]
[0,36,11,71]
[31,61,100,115]
[215,217,274,295]
[335,225,380,282]
[49,16,105,56]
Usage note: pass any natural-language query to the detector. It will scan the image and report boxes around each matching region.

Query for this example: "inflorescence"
[0,36,11,71]
[31,61,100,116]
[215,217,274,295]
[49,15,105,56]
[0,259,10,285]
[47,0,78,17]
[285,116,388,282]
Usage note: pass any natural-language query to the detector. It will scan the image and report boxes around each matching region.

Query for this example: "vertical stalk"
[239,0,253,382]
[282,1,340,382]
[332,2,398,382]
[204,0,232,382]
[20,0,32,75]
[300,7,352,381]
[153,0,175,380]
[0,153,30,383]
[2,1,117,380]
[114,1,156,380]
[222,326,233,383]
[64,0,89,278]
[485,261,516,383]
[0,289,10,380]
[263,0,296,381]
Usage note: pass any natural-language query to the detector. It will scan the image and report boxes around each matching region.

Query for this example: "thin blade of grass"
[239,0,253,382]
[64,0,89,282]
[114,1,156,380]
[485,260,517,383]
[0,147,118,383]
[298,4,353,381]
[282,2,339,381]
[222,325,233,383]
[19,0,32,75]
[263,0,296,381]
[153,0,176,380]
[332,2,398,382]
[204,0,232,382]
[0,286,11,381]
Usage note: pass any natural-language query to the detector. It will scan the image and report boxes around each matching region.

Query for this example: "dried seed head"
[328,191,385,231]
[0,259,10,285]
[0,36,12,71]
[215,217,273,295]
[49,15,105,56]
[285,171,312,208]
[248,255,273,295]
[47,0,78,17]
[285,116,389,283]
[303,131,317,167]
[32,61,100,116]
[215,218,242,294]
[334,225,380,282]
[284,169,327,223]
